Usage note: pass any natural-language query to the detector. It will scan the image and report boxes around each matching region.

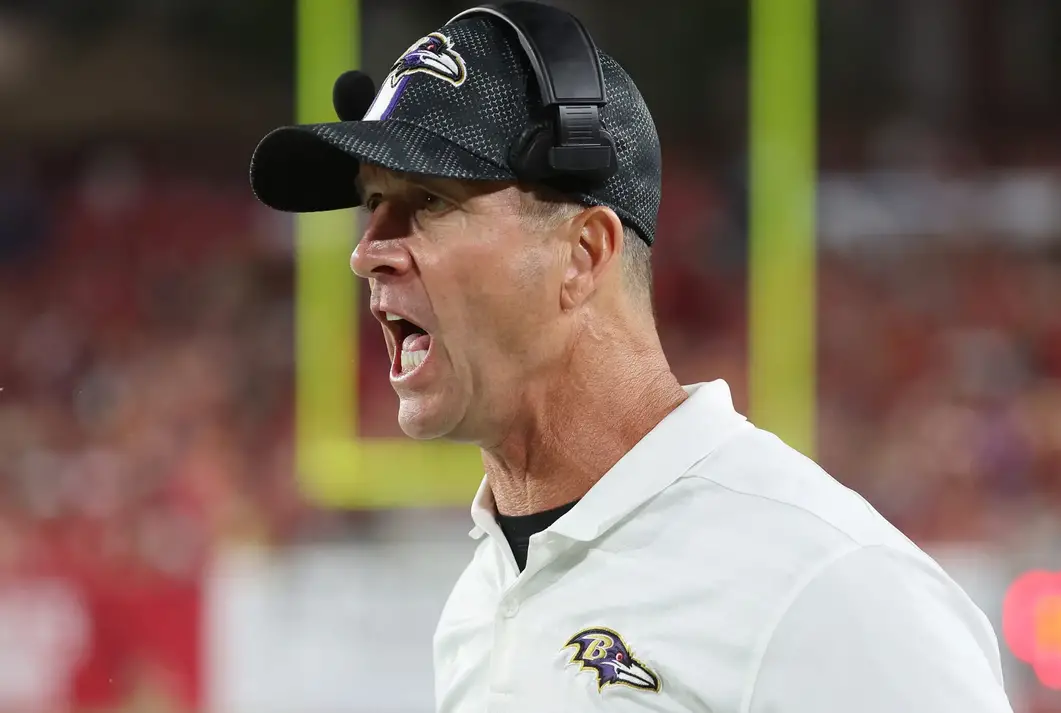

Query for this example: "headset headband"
[447,1,617,183]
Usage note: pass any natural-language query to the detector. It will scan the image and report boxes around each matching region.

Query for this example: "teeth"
[400,349,429,373]
[385,312,403,321]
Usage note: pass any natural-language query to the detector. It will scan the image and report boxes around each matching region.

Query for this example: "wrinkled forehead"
[357,163,514,203]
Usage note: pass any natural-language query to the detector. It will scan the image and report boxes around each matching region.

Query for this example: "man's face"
[351,165,566,443]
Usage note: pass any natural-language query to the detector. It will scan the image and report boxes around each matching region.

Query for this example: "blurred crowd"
[1,148,297,575]
[3,143,1060,563]
[1,142,1061,710]
[2,1,1061,710]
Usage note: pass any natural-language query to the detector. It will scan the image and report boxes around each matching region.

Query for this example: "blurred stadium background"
[2,0,1061,711]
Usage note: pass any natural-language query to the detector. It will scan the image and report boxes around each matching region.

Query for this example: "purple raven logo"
[565,627,661,693]
[387,32,466,88]
[363,31,467,121]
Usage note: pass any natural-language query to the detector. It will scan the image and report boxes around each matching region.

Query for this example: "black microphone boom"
[332,70,377,121]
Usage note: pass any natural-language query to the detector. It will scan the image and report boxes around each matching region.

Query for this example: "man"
[249,5,1014,711]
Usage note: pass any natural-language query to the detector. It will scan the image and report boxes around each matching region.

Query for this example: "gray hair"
[518,189,654,313]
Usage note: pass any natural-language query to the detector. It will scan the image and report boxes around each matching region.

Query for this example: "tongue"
[402,332,431,353]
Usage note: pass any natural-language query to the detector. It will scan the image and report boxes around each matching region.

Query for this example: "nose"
[350,203,414,279]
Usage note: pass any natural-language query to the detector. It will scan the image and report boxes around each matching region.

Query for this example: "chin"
[396,394,465,441]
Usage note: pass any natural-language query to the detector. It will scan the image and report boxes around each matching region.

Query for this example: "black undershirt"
[496,499,579,572]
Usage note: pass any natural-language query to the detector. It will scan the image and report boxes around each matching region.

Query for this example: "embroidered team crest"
[564,627,661,693]
[363,32,467,121]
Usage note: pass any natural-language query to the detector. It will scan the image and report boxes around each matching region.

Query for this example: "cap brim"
[249,119,513,213]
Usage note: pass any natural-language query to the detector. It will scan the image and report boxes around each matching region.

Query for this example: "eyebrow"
[355,170,414,197]
[357,170,500,209]
[359,171,465,202]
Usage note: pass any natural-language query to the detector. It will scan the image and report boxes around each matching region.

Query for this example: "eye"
[615,653,624,661]
[362,194,382,213]
[416,190,451,214]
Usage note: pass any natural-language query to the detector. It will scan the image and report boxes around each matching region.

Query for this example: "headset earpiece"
[510,121,617,187]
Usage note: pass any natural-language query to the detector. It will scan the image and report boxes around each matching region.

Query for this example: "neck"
[482,326,687,517]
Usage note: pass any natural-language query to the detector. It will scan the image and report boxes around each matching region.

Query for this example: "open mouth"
[385,313,433,379]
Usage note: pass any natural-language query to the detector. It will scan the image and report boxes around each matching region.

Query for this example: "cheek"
[488,255,560,354]
[447,247,559,358]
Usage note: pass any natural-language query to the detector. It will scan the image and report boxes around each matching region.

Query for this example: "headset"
[447,1,619,187]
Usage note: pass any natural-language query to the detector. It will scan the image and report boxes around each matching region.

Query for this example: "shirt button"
[500,599,520,618]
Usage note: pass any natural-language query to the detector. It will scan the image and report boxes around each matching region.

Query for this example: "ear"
[559,206,625,311]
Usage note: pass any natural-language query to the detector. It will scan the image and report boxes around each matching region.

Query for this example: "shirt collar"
[468,380,749,542]
[469,477,502,540]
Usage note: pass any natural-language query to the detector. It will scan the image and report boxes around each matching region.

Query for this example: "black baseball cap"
[249,10,662,243]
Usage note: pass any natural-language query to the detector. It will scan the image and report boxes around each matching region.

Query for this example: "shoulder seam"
[682,464,869,548]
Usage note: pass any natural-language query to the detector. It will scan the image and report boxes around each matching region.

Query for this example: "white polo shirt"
[433,381,1014,712]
